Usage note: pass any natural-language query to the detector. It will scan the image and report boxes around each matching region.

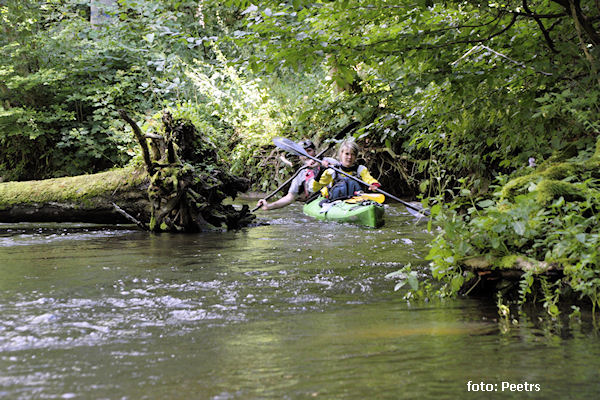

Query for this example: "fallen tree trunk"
[0,167,150,224]
[0,111,255,231]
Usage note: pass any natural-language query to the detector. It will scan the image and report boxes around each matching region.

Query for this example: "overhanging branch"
[523,0,558,52]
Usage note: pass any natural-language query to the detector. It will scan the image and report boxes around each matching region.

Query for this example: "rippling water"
[1,204,599,399]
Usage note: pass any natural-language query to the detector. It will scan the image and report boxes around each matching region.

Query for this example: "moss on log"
[500,140,600,204]
[0,111,256,231]
[0,166,150,223]
[454,138,600,300]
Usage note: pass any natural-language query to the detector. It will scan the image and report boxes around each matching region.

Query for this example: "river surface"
[1,202,599,399]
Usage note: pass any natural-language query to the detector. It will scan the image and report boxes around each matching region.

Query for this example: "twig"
[452,44,553,76]
[464,274,482,296]
[111,202,148,230]
[522,0,557,53]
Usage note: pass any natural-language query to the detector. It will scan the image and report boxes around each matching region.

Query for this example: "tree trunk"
[1,111,255,231]
[119,110,255,232]
[0,167,150,224]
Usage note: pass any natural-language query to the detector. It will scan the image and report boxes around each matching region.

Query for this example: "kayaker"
[309,139,381,201]
[256,139,322,210]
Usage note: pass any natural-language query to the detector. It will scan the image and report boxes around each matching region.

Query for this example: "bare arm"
[256,193,296,211]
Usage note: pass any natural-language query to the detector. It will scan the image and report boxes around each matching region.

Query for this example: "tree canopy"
[229,0,599,192]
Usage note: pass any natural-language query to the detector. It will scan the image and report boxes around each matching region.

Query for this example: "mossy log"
[453,138,600,300]
[0,167,150,224]
[462,255,561,277]
[500,140,600,204]
[459,255,564,297]
[0,111,256,232]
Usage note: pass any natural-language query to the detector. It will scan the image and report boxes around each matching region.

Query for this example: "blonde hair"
[337,139,359,158]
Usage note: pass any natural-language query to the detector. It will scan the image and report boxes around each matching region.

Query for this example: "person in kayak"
[256,139,322,210]
[309,139,381,201]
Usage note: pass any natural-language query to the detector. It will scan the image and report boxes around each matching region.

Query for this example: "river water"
[1,202,599,399]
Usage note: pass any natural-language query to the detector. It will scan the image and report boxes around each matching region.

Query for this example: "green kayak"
[303,195,385,228]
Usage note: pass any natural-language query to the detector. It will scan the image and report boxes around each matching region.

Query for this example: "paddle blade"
[405,202,428,219]
[362,193,385,203]
[272,137,306,156]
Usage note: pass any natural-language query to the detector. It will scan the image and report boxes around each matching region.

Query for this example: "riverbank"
[423,136,600,318]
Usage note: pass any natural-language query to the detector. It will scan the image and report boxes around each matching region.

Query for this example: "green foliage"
[385,263,435,301]
[425,138,600,313]
[1,1,141,179]
[0,0,249,180]
[0,0,335,191]
[226,0,600,199]
[3,0,599,193]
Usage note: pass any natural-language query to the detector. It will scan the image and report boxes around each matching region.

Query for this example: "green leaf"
[477,199,494,208]
[450,275,464,293]
[430,204,442,217]
[491,236,501,249]
[407,274,419,291]
[512,221,526,236]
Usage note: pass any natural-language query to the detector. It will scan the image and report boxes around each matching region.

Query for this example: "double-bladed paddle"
[272,137,430,217]
[251,121,359,212]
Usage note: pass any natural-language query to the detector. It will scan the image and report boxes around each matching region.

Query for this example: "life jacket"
[327,178,362,201]
[333,164,360,183]
[309,159,378,200]
[297,165,321,201]
[318,164,361,201]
